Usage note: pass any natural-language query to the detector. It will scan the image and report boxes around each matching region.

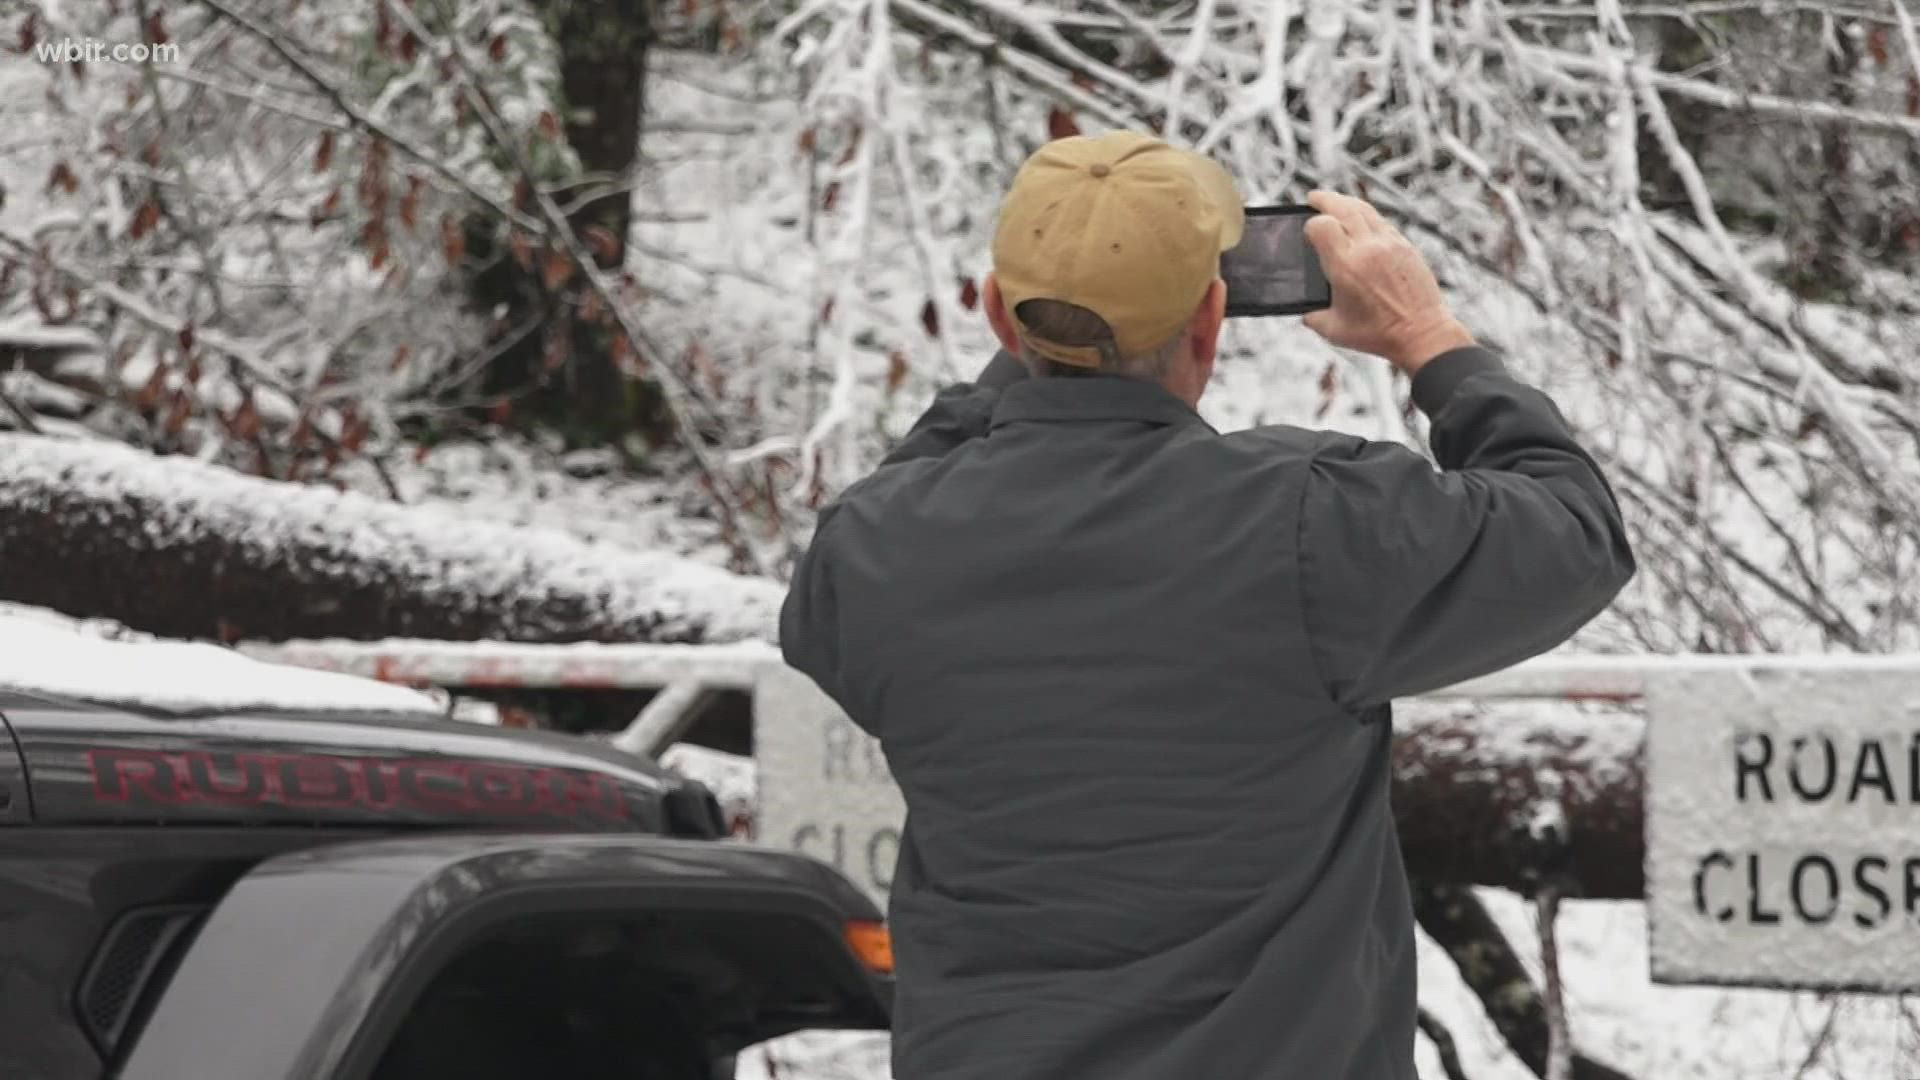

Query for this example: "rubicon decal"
[87,748,629,822]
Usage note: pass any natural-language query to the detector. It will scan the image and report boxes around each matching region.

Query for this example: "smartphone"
[1220,205,1332,317]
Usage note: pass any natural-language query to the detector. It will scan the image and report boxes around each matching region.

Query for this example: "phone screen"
[1220,206,1331,317]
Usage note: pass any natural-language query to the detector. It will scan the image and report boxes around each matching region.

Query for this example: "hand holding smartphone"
[1220,205,1332,318]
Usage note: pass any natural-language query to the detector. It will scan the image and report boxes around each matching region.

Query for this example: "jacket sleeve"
[780,501,850,711]
[1298,346,1636,711]
[876,349,1028,467]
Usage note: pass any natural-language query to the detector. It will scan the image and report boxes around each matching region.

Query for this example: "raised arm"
[1299,347,1635,709]
[1294,190,1635,710]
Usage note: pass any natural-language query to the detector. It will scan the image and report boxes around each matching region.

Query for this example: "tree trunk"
[468,0,665,449]
[1413,881,1638,1080]
[1633,14,1720,218]
[1393,708,1646,900]
[1795,16,1859,300]
[0,433,778,646]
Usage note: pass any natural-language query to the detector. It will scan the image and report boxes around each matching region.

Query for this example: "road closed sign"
[755,664,904,907]
[1647,664,1920,991]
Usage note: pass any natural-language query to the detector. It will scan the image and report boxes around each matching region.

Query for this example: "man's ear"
[1188,278,1227,366]
[983,274,1024,356]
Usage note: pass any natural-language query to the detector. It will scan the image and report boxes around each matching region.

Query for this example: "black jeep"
[0,687,890,1079]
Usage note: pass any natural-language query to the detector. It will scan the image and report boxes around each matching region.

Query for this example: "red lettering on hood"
[85,749,631,824]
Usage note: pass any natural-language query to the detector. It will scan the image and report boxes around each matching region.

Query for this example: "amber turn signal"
[845,919,894,974]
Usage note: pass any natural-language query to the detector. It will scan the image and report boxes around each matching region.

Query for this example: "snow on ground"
[737,1031,894,1080]
[1470,890,1920,1080]
[0,603,442,716]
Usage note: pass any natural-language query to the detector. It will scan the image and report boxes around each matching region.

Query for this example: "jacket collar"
[989,376,1213,432]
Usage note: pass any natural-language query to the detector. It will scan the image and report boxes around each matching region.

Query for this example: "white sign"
[754,665,904,907]
[1647,666,1920,991]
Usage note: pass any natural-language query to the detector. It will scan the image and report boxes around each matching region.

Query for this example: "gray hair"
[1013,299,1183,381]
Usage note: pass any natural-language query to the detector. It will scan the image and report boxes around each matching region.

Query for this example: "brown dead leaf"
[314,187,342,225]
[836,125,863,166]
[398,175,422,231]
[583,224,621,264]
[163,390,192,436]
[136,364,168,411]
[357,150,388,214]
[1868,26,1890,67]
[340,411,368,452]
[1314,362,1338,419]
[45,161,78,195]
[231,397,261,441]
[128,199,160,240]
[440,214,465,265]
[361,219,389,270]
[540,248,574,291]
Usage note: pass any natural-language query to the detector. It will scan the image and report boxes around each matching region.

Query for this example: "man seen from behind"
[781,131,1637,1080]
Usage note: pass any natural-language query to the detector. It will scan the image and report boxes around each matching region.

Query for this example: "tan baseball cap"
[991,131,1244,368]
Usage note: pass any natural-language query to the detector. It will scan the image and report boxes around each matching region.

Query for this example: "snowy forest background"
[2,0,1919,1075]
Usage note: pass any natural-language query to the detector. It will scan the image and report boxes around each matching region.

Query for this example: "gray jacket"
[781,345,1635,1080]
